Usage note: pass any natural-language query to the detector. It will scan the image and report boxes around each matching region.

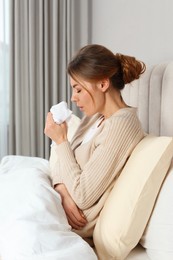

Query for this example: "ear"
[97,79,110,93]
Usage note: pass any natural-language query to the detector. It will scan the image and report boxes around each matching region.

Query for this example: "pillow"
[93,135,173,260]
[140,159,173,260]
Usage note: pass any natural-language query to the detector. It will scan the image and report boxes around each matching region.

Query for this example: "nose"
[71,92,77,103]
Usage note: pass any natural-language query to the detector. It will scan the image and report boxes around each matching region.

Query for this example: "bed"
[0,62,173,260]
[122,61,173,259]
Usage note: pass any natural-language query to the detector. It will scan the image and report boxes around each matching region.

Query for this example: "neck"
[101,90,129,118]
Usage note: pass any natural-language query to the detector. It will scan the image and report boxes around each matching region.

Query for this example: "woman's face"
[70,76,105,116]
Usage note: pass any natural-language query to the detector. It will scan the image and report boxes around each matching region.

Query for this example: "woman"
[44,44,146,243]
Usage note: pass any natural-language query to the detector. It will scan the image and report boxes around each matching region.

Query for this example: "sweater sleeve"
[52,111,144,210]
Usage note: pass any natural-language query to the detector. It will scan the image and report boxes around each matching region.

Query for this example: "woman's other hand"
[55,184,87,230]
[44,112,67,144]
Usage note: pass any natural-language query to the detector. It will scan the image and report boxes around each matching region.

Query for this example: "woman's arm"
[52,111,144,210]
[45,110,143,212]
[44,113,87,228]
[55,183,87,229]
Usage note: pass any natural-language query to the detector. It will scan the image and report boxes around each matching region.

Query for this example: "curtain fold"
[0,0,9,160]
[9,0,91,159]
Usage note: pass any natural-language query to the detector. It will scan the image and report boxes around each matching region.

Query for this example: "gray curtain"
[9,0,91,159]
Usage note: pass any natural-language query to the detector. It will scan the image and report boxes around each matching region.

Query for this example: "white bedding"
[0,155,97,260]
[126,245,149,260]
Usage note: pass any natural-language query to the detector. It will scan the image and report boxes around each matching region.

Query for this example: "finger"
[45,113,52,127]
[66,212,86,226]
[71,207,87,223]
[59,122,68,136]
[67,209,87,226]
[61,121,67,129]
[78,209,87,222]
[67,217,85,230]
[47,112,54,123]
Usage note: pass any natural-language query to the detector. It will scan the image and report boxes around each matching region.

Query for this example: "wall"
[91,0,173,66]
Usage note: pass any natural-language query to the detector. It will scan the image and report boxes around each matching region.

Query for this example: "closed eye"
[71,83,83,93]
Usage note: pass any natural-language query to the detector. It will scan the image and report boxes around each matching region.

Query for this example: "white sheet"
[0,156,97,260]
[125,245,149,260]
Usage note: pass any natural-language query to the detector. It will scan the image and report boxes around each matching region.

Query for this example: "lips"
[76,104,84,111]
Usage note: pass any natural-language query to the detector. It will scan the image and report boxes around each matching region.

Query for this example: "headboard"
[122,62,173,137]
[94,62,173,260]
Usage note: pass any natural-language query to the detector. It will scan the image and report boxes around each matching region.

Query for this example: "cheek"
[84,92,94,107]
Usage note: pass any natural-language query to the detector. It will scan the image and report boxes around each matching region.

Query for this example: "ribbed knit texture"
[50,108,145,238]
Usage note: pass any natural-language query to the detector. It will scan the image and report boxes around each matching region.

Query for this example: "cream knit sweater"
[49,107,145,239]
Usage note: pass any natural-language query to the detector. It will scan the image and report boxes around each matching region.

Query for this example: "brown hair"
[68,44,146,90]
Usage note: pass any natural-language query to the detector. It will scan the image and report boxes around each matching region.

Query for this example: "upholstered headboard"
[122,62,173,137]
[94,62,173,260]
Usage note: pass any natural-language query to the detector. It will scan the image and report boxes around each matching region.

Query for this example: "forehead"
[70,76,87,88]
[69,76,97,91]
[70,77,77,86]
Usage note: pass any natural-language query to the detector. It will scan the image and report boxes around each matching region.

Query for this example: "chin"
[84,111,96,117]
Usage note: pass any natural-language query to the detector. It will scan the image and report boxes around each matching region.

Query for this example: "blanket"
[0,156,97,260]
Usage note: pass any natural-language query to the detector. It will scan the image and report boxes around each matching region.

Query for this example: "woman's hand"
[44,112,67,144]
[55,184,87,230]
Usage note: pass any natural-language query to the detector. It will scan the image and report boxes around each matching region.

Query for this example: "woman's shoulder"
[102,107,143,136]
[95,107,144,144]
[113,107,137,117]
[106,107,138,125]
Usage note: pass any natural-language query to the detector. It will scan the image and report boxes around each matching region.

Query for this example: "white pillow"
[93,135,173,260]
[140,159,173,260]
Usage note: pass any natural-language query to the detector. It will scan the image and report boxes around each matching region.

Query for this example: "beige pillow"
[93,135,173,260]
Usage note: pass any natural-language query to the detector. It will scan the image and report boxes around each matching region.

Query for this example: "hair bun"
[115,53,146,84]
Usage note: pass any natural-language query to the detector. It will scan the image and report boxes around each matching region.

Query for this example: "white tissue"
[50,101,72,124]
[50,101,81,145]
